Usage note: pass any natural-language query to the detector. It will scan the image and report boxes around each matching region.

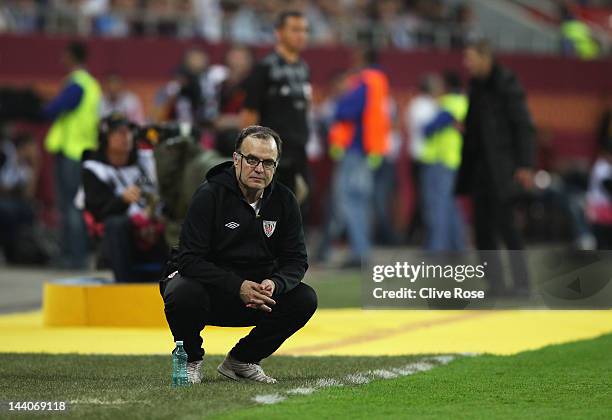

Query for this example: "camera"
[135,122,201,147]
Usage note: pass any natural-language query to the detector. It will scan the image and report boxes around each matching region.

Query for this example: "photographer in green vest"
[43,42,101,269]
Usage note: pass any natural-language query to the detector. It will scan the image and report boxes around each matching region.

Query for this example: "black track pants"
[160,273,317,363]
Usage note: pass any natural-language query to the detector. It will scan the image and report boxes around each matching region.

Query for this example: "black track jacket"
[174,161,308,296]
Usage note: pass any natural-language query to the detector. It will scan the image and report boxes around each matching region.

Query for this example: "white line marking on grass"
[344,373,371,385]
[430,355,456,364]
[369,369,399,379]
[314,378,344,388]
[253,394,287,405]
[391,361,434,376]
[286,387,316,395]
[252,355,458,406]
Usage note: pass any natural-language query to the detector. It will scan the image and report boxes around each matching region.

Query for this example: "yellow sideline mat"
[0,309,610,356]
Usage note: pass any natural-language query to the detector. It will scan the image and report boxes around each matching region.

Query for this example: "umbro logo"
[225,222,240,229]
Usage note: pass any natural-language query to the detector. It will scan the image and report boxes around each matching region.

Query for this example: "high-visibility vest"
[329,69,390,155]
[45,69,101,161]
[421,93,467,170]
[562,20,600,60]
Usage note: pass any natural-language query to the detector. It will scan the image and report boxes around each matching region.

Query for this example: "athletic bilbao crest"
[263,220,277,238]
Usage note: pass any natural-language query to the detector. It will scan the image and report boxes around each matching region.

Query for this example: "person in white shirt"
[100,73,145,124]
[586,142,612,249]
[404,74,443,242]
[0,134,39,263]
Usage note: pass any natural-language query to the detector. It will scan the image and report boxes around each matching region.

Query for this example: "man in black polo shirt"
[241,10,311,197]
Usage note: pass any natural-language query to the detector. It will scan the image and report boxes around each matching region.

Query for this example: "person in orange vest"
[328,48,391,268]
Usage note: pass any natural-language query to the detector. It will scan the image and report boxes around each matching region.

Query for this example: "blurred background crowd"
[0,0,611,283]
[0,0,610,56]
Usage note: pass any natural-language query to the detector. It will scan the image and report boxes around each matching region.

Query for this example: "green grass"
[0,353,426,419]
[305,270,361,308]
[0,334,610,419]
[221,334,612,420]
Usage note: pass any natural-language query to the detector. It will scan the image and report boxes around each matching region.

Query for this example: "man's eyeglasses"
[237,152,278,170]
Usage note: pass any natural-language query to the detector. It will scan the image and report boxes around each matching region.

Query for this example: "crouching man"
[160,125,317,384]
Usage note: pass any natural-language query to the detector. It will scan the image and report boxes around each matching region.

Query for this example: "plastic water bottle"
[172,341,189,387]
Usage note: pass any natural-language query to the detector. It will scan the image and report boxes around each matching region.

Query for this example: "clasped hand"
[240,279,276,312]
